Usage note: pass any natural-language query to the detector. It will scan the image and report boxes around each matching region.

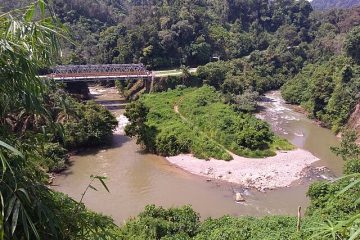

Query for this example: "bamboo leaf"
[0,192,4,220]
[0,140,24,158]
[16,188,31,203]
[89,185,98,191]
[11,199,20,235]
[0,192,3,240]
[349,227,360,240]
[95,176,110,193]
[337,178,360,196]
[24,4,35,22]
[21,209,29,240]
[5,196,16,221]
[38,0,46,16]
[0,152,7,175]
[24,209,40,240]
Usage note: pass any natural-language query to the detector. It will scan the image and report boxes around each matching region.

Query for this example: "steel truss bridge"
[47,64,152,82]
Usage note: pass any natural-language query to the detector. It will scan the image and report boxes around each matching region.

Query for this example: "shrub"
[119,205,200,239]
[155,125,192,156]
[344,158,360,174]
[125,86,291,159]
[306,179,360,221]
[42,142,68,172]
[63,101,118,149]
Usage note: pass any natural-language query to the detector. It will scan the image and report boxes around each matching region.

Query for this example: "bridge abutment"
[144,74,154,93]
[64,82,90,100]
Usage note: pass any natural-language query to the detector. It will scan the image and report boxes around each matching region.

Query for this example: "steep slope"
[311,0,360,10]
[347,104,360,143]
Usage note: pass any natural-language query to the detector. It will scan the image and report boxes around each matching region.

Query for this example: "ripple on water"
[114,115,129,134]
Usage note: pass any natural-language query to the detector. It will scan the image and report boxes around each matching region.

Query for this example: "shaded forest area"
[2,0,315,68]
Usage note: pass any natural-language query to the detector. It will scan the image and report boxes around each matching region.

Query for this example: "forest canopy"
[34,0,315,69]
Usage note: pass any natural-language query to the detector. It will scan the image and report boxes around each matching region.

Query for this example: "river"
[53,87,342,225]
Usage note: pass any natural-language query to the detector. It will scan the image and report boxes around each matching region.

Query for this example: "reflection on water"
[53,88,342,225]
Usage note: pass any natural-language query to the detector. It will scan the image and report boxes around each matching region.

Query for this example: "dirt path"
[173,104,237,158]
[174,105,187,121]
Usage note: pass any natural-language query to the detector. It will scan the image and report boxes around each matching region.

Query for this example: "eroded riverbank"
[53,87,342,225]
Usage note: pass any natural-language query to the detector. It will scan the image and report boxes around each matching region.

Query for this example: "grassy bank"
[126,86,293,160]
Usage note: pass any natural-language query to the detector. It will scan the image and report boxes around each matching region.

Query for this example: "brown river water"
[53,87,342,225]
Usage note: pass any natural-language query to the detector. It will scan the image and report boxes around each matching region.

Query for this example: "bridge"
[47,64,152,82]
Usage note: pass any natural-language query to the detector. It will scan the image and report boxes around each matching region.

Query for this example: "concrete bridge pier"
[144,73,154,93]
[65,82,90,100]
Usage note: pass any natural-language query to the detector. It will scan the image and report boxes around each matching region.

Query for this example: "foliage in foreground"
[119,205,306,240]
[306,131,360,239]
[0,2,119,239]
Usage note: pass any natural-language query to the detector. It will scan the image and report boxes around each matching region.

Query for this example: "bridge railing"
[48,64,151,80]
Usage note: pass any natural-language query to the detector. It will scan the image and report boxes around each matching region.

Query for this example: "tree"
[124,101,156,151]
[344,26,360,63]
[331,130,360,174]
[234,90,259,112]
[190,36,212,65]
[197,61,229,89]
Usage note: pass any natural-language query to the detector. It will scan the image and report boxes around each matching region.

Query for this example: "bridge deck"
[47,64,151,82]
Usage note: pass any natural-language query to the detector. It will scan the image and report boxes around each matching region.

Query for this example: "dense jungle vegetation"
[281,55,360,132]
[1,0,360,239]
[1,0,315,69]
[67,0,360,136]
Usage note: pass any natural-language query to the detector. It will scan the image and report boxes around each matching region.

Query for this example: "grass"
[141,86,293,160]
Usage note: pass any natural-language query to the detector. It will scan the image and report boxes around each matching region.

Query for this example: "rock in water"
[235,192,245,202]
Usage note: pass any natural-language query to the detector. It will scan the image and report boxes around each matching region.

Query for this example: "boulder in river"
[235,192,245,202]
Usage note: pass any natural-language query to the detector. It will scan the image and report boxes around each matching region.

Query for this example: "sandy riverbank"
[167,149,319,191]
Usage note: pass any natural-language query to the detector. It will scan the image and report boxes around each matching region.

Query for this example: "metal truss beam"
[48,64,151,82]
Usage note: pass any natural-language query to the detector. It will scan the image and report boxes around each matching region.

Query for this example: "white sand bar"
[167,149,319,191]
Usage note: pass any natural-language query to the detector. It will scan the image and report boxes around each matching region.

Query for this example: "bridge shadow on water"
[54,133,131,178]
[95,99,128,105]
[106,105,127,111]
[255,95,276,113]
[258,95,276,103]
[93,99,128,111]
[112,133,131,148]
